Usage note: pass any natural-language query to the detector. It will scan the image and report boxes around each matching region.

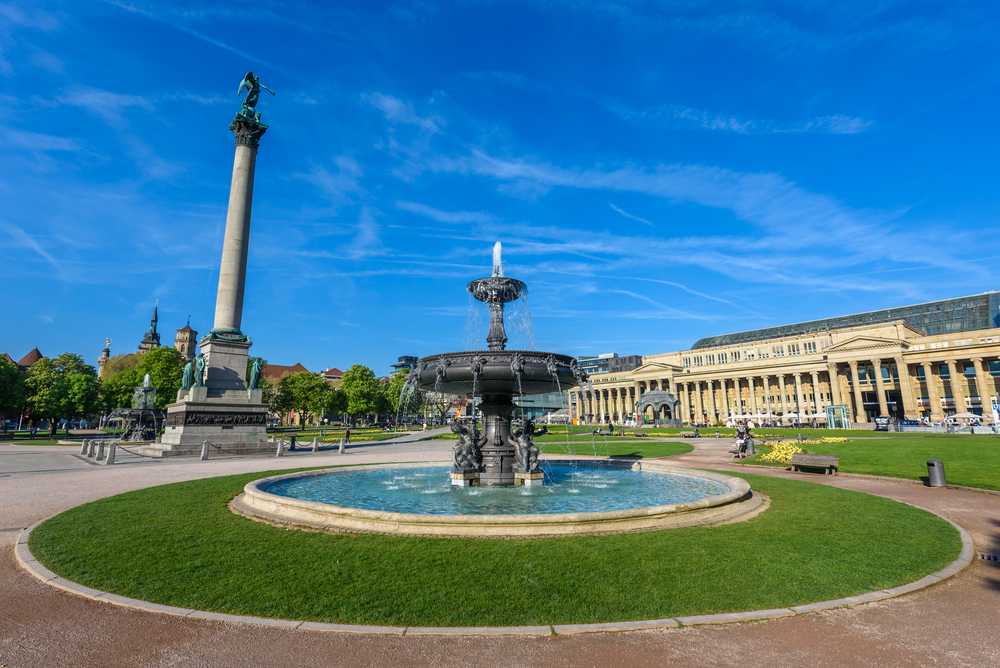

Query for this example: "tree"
[100,367,142,413]
[383,369,419,416]
[134,347,185,409]
[282,371,330,425]
[0,356,26,432]
[25,354,99,435]
[264,376,293,424]
[52,373,101,426]
[102,352,143,377]
[340,364,380,422]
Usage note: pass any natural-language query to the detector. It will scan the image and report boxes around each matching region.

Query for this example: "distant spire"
[151,306,158,332]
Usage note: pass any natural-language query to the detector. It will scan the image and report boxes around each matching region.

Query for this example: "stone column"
[761,376,771,416]
[681,382,690,423]
[972,358,992,414]
[777,375,787,415]
[214,121,266,334]
[848,361,866,422]
[811,371,823,412]
[827,363,843,406]
[895,356,918,420]
[871,358,889,417]
[694,382,703,424]
[794,373,806,420]
[921,362,943,421]
[946,360,967,413]
[707,379,717,424]
[747,377,758,415]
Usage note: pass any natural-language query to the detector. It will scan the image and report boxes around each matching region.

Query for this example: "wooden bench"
[790,453,839,475]
[680,431,697,438]
[632,431,649,438]
[760,435,783,446]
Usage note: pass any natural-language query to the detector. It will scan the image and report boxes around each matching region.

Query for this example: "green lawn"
[538,439,693,459]
[29,470,959,627]
[740,436,1000,492]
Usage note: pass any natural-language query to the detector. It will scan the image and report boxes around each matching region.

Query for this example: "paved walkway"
[1,437,998,667]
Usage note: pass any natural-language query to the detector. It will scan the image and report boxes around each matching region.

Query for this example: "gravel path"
[2,436,998,667]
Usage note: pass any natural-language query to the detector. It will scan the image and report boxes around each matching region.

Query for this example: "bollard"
[104,444,116,465]
[290,435,297,451]
[927,459,947,487]
[96,441,105,461]
[201,440,210,461]
[80,439,89,455]
[276,439,285,457]
[338,437,345,454]
[87,440,96,457]
[312,437,319,452]
[797,433,802,442]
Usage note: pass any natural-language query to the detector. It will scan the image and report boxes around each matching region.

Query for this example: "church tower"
[139,306,161,352]
[97,339,111,379]
[174,317,198,360]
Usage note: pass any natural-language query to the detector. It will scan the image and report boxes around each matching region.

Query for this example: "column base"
[514,471,545,486]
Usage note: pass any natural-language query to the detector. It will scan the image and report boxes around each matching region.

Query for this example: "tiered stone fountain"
[407,243,587,487]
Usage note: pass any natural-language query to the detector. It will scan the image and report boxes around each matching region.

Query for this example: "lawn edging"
[14,501,975,636]
[737,463,1000,497]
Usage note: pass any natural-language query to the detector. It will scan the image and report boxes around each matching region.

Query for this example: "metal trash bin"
[927,459,946,487]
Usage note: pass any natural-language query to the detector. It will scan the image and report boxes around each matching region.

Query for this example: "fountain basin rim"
[236,461,754,538]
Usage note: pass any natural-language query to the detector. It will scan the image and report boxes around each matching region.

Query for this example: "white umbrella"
[950,412,979,419]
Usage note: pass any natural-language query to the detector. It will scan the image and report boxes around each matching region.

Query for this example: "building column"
[777,375,788,415]
[848,361,866,422]
[680,383,691,423]
[894,356,918,420]
[972,358,992,414]
[747,377,758,415]
[793,373,806,420]
[921,362,943,422]
[946,360,967,413]
[810,371,824,412]
[871,358,889,417]
[828,363,843,406]
[694,382,703,424]
[761,375,771,416]
[707,379,717,424]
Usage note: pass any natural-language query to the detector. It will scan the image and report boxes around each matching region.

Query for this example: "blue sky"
[2,0,999,374]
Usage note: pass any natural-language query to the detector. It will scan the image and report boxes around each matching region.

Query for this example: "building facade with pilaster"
[569,292,1000,425]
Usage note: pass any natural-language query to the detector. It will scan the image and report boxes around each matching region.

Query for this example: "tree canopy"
[341,364,380,418]
[25,354,100,434]
[0,356,26,431]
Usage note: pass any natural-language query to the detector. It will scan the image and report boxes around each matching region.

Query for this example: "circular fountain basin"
[234,460,756,538]
[415,350,578,395]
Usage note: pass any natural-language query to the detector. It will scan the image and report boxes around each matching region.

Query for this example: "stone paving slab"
[675,608,795,626]
[553,619,679,634]
[297,622,406,634]
[95,593,197,616]
[186,610,303,627]
[405,625,552,636]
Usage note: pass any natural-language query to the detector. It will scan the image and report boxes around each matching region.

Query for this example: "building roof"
[691,291,1000,350]
[2,353,15,365]
[322,367,344,377]
[177,325,196,333]
[262,363,309,380]
[16,347,43,367]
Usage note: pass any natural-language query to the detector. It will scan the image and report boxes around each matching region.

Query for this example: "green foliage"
[341,364,380,418]
[100,368,141,412]
[281,372,330,424]
[134,347,185,409]
[383,369,418,415]
[102,352,142,377]
[29,471,960,627]
[25,354,100,432]
[0,357,27,430]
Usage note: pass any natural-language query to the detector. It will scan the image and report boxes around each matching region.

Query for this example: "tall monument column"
[214,120,265,335]
[152,72,276,457]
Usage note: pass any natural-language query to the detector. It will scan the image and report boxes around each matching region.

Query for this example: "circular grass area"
[28,469,960,627]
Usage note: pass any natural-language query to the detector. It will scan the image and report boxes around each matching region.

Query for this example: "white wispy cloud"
[295,156,364,205]
[363,92,442,133]
[0,222,60,269]
[396,201,496,224]
[0,127,80,152]
[346,207,385,259]
[607,101,873,135]
[609,203,653,225]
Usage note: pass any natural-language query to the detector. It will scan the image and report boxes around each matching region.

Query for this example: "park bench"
[680,431,697,438]
[759,435,783,446]
[789,453,839,475]
[632,431,648,438]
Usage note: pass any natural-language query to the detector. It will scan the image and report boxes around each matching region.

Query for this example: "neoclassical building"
[569,292,1000,425]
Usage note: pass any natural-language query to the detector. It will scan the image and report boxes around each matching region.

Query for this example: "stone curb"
[736,463,1000,497]
[14,501,976,636]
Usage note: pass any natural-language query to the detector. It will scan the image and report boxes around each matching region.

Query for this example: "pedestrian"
[30,426,36,440]
[344,428,351,444]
